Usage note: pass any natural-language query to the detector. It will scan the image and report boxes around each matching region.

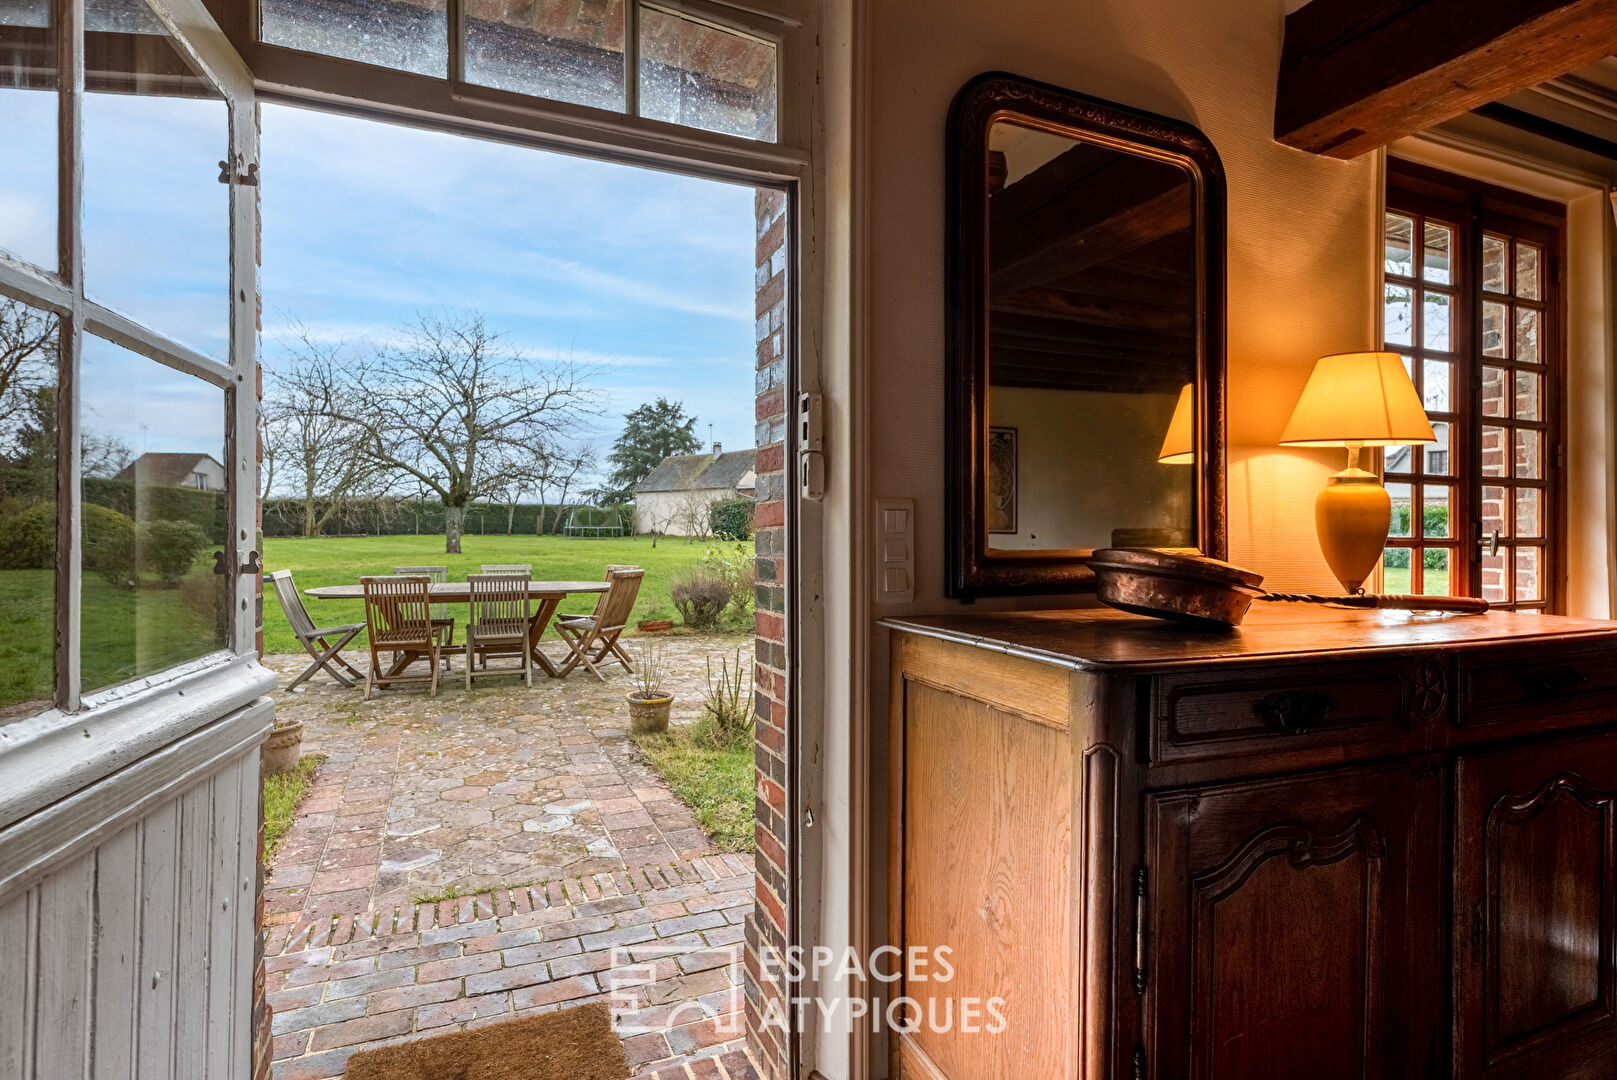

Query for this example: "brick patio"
[259,634,762,1080]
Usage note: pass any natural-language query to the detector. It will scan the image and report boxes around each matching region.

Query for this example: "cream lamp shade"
[1158,383,1195,464]
[1279,351,1435,448]
[1280,351,1434,595]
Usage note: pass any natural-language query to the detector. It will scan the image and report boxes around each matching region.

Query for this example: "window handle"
[1478,530,1501,557]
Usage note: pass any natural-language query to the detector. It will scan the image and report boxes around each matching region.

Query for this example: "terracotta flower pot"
[262,719,305,775]
[626,691,673,734]
[636,619,673,633]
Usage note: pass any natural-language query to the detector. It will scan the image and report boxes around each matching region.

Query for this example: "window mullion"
[58,0,85,713]
[625,0,641,119]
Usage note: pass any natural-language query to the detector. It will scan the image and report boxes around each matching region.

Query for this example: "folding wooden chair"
[361,575,443,699]
[394,564,455,665]
[464,573,534,689]
[553,567,644,681]
[268,570,365,691]
[480,563,532,573]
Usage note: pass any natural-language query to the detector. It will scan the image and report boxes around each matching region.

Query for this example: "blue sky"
[259,103,760,482]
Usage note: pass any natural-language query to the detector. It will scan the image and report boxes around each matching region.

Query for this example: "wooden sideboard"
[882,606,1617,1080]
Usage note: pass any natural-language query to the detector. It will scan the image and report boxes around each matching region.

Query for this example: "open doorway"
[253,102,793,1080]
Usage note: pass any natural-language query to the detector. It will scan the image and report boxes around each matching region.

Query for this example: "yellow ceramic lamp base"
[1315,466,1391,594]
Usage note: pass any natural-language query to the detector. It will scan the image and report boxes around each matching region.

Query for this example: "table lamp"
[1158,383,1195,464]
[1280,351,1434,593]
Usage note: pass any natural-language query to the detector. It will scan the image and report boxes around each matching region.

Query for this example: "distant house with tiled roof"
[115,452,226,492]
[633,444,756,536]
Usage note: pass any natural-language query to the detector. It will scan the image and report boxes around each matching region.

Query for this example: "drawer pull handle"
[1518,668,1586,702]
[1252,690,1335,734]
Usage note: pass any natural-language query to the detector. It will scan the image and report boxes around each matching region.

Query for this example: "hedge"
[708,497,755,541]
[260,498,630,537]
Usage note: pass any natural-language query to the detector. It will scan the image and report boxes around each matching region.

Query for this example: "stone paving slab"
[260,634,761,1080]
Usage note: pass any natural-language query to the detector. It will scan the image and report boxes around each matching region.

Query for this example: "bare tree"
[299,312,597,553]
[264,331,383,538]
[675,491,714,542]
[533,444,596,535]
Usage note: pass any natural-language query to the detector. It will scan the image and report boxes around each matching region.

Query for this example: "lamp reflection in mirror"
[1280,351,1434,593]
[1158,383,1195,464]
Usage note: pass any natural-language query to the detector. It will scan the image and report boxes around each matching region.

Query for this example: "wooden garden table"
[304,580,609,678]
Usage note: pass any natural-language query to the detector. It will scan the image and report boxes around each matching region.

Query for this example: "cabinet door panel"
[1455,732,1617,1080]
[1145,761,1443,1080]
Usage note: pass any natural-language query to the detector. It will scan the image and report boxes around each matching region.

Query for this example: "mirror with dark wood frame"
[946,73,1227,598]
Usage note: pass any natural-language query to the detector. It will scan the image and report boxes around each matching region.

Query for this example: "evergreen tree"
[601,398,701,504]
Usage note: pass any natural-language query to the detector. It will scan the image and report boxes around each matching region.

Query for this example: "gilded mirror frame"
[946,72,1228,598]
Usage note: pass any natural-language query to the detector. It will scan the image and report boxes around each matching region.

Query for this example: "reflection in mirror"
[80,336,227,695]
[0,300,60,718]
[985,120,1197,553]
[84,0,229,358]
[0,0,57,270]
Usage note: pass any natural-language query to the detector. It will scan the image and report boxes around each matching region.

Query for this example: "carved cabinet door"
[1142,760,1444,1080]
[1454,730,1617,1080]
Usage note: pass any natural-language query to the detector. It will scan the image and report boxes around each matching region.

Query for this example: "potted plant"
[625,639,673,734]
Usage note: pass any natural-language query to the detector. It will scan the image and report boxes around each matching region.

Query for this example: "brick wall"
[746,186,790,1080]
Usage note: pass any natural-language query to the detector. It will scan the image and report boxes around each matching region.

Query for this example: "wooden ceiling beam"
[1276,0,1617,158]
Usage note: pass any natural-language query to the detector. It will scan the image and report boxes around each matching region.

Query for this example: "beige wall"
[632,489,729,536]
[867,0,1379,603]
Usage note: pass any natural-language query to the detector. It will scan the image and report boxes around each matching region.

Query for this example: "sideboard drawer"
[1149,659,1430,765]
[1457,642,1617,729]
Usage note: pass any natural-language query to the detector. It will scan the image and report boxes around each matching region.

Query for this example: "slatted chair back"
[596,568,644,632]
[586,564,641,618]
[362,575,434,649]
[394,565,450,622]
[269,570,318,638]
[468,573,531,639]
[480,563,532,574]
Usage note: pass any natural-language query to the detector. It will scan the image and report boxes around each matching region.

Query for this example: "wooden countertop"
[879,604,1617,672]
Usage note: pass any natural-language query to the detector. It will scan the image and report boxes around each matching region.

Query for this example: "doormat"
[344,1000,629,1080]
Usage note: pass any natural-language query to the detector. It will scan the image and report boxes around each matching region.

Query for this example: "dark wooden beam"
[1276,0,1617,158]
[990,288,1194,335]
[1471,102,1617,161]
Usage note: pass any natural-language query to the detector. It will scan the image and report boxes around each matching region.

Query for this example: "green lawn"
[634,717,755,851]
[1381,565,1450,595]
[260,534,741,656]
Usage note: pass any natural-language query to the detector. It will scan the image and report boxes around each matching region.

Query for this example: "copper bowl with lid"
[1090,548,1267,629]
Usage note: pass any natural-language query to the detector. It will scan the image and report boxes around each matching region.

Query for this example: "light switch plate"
[874,497,915,605]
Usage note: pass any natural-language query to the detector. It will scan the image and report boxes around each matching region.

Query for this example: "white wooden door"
[0,0,271,1076]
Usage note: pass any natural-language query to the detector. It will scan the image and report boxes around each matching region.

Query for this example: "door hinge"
[1556,442,1566,470]
[797,391,825,501]
[1133,866,1149,995]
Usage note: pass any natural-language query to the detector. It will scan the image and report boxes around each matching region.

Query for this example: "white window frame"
[0,0,271,828]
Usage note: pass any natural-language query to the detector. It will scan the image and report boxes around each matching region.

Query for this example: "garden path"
[260,633,760,1080]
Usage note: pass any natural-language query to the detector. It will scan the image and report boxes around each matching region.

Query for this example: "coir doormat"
[344,1000,629,1080]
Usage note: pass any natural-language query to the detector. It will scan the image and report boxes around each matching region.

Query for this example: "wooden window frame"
[1385,158,1567,612]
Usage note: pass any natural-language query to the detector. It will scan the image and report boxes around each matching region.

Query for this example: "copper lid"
[1090,548,1266,592]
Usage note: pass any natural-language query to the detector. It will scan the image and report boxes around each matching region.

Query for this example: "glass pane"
[79,336,227,695]
[1515,546,1541,603]
[0,0,58,271]
[1385,444,1412,474]
[1482,365,1508,418]
[1514,370,1540,422]
[1482,425,1508,477]
[1514,307,1539,365]
[1482,300,1508,358]
[1422,547,1451,596]
[1425,422,1450,476]
[1481,551,1508,604]
[1422,485,1451,537]
[1388,482,1412,537]
[1382,546,1412,593]
[84,0,229,359]
[1514,428,1541,480]
[260,0,447,77]
[1384,284,1414,347]
[639,5,777,141]
[0,300,60,718]
[464,0,625,112]
[1516,488,1542,538]
[1423,222,1452,284]
[1482,485,1508,539]
[1422,290,1451,351]
[1384,213,1414,277]
[1483,235,1508,293]
[1421,358,1450,412]
[1515,242,1541,300]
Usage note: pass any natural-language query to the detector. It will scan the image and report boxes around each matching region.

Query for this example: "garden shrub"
[708,497,755,541]
[139,519,210,587]
[0,501,56,570]
[85,504,137,586]
[701,541,756,615]
[0,501,136,585]
[670,565,730,629]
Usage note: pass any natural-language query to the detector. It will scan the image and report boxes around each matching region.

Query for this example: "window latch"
[215,550,263,575]
[1479,530,1501,557]
[217,160,259,186]
[797,392,825,501]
